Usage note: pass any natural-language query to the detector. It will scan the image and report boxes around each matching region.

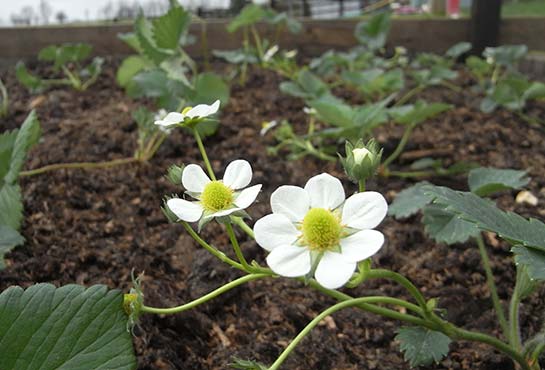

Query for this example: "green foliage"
[279,70,330,100]
[0,283,136,370]
[15,62,44,93]
[389,101,451,126]
[422,204,480,244]
[213,49,259,64]
[388,182,434,219]
[342,68,404,99]
[38,43,92,71]
[424,185,545,251]
[354,12,391,50]
[0,78,9,118]
[17,44,102,92]
[116,55,153,87]
[483,45,528,69]
[412,65,457,86]
[152,5,191,50]
[468,167,529,196]
[396,327,451,367]
[481,75,545,113]
[227,4,267,33]
[445,42,471,60]
[512,246,545,281]
[0,111,41,267]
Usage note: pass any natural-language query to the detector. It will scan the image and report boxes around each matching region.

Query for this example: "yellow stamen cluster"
[301,208,342,252]
[201,181,234,212]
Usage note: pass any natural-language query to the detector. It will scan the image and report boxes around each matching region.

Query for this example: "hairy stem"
[476,234,509,338]
[141,273,268,314]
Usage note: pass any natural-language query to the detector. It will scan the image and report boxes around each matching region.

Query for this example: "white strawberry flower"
[154,100,220,128]
[253,173,387,289]
[167,159,262,224]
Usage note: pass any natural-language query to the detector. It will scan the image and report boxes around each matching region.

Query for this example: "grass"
[502,0,545,17]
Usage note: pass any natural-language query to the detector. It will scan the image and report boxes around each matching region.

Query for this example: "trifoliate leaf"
[396,327,451,367]
[422,204,480,244]
[468,167,530,197]
[151,5,191,50]
[512,246,545,281]
[0,284,136,370]
[0,225,24,269]
[38,43,92,71]
[388,182,433,219]
[424,185,545,251]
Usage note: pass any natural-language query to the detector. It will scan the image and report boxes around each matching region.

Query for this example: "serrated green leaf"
[227,4,267,33]
[0,283,136,370]
[15,62,44,93]
[422,204,480,244]
[159,56,192,87]
[468,167,529,197]
[0,129,17,181]
[0,225,24,269]
[354,12,391,50]
[424,185,545,251]
[512,246,545,281]
[309,96,355,128]
[5,111,41,184]
[152,5,191,50]
[212,49,259,64]
[0,184,23,230]
[135,14,172,64]
[396,326,451,367]
[388,182,433,219]
[191,72,230,106]
[483,45,527,69]
[118,32,142,53]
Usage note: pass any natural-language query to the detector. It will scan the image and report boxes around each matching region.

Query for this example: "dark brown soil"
[1,58,545,370]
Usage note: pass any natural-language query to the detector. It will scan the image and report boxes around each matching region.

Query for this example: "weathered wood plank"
[0,17,543,63]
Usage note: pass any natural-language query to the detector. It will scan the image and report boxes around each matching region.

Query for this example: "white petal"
[304,173,345,210]
[186,100,220,118]
[182,164,211,193]
[266,245,311,277]
[234,184,262,208]
[223,160,252,189]
[206,207,242,218]
[154,112,184,126]
[271,185,310,222]
[167,198,203,222]
[254,214,299,252]
[342,191,388,230]
[314,252,356,289]
[340,230,384,263]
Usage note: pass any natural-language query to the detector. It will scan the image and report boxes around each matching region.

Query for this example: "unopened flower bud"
[340,139,382,184]
[166,164,185,185]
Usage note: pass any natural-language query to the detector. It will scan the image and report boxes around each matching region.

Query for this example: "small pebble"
[515,190,538,206]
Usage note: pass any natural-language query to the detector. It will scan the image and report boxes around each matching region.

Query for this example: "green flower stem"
[440,80,462,93]
[476,234,509,338]
[181,221,243,270]
[141,273,268,315]
[382,124,416,168]
[358,179,366,192]
[225,223,251,270]
[19,157,140,177]
[366,269,428,311]
[267,296,429,370]
[232,216,255,239]
[192,128,216,180]
[395,85,424,107]
[509,267,523,351]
